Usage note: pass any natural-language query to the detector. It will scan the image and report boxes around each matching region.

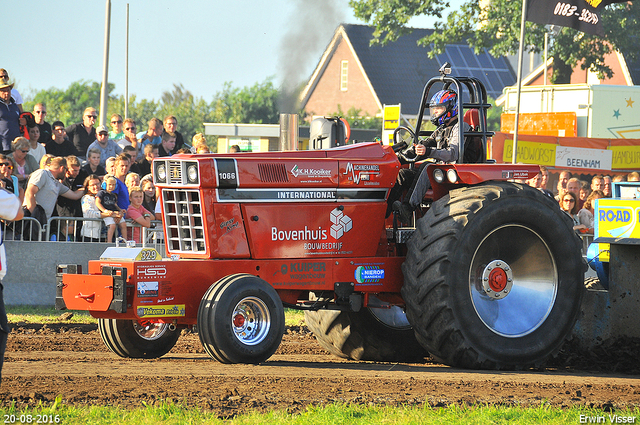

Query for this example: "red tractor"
[57,69,584,369]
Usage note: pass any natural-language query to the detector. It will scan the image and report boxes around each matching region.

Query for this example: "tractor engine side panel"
[243,202,387,259]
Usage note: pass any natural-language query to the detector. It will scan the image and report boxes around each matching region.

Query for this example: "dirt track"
[2,323,640,417]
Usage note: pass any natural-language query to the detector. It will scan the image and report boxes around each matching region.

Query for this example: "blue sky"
[4,0,463,103]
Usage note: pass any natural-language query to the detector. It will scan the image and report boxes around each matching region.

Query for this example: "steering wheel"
[392,126,419,164]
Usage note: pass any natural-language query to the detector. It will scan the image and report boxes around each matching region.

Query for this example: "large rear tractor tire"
[305,298,427,362]
[197,274,285,364]
[98,319,180,359]
[401,182,584,369]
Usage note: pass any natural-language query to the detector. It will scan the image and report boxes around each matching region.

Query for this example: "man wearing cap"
[87,124,123,168]
[0,69,22,113]
[0,78,21,154]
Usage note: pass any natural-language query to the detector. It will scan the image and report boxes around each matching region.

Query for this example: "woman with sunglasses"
[559,190,580,228]
[65,107,97,159]
[0,154,21,200]
[8,137,38,190]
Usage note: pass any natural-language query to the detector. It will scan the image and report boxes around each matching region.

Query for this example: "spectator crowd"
[526,166,640,235]
[0,69,211,243]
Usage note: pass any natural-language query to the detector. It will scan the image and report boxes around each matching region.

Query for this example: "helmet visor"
[430,105,446,120]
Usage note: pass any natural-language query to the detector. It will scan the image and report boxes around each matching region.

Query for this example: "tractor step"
[387,228,416,243]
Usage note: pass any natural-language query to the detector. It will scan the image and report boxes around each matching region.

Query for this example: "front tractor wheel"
[401,182,584,369]
[98,319,180,359]
[197,274,285,364]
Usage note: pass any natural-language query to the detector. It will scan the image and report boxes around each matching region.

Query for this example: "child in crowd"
[95,175,127,242]
[81,174,108,242]
[125,172,140,192]
[104,157,116,178]
[126,186,153,243]
[141,178,156,213]
[82,148,107,177]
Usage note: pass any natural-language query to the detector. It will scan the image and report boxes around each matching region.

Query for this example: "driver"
[388,89,470,224]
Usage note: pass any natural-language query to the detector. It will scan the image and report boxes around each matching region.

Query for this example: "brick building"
[299,24,516,119]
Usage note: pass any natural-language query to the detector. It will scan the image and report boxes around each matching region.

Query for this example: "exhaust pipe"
[279,113,298,151]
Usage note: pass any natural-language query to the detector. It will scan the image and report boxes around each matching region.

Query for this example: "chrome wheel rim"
[133,321,168,340]
[469,224,557,338]
[232,296,271,346]
[368,296,412,330]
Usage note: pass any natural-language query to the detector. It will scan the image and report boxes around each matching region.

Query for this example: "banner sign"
[503,139,556,166]
[555,145,612,170]
[526,0,625,36]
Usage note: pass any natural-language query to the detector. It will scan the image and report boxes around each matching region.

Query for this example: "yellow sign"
[135,248,162,261]
[609,145,640,169]
[595,199,640,239]
[593,198,640,262]
[503,139,556,166]
[383,105,400,130]
[137,304,186,318]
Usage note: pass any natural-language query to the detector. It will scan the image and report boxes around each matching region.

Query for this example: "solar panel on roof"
[434,45,514,99]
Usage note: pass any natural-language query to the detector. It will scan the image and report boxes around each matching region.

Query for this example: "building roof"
[300,24,516,115]
[622,52,640,85]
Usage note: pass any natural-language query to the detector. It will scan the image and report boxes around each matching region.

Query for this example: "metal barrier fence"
[1,217,43,241]
[2,216,165,255]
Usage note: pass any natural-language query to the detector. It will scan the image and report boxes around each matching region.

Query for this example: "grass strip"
[1,400,638,425]
[6,306,306,327]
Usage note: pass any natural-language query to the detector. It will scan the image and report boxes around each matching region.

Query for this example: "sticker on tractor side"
[137,304,185,318]
[354,266,385,284]
[220,218,240,234]
[343,163,380,185]
[501,170,530,179]
[290,164,332,181]
[270,208,353,255]
[136,264,167,280]
[137,281,159,298]
[136,248,161,261]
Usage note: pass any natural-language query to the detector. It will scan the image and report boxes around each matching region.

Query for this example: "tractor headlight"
[433,168,445,183]
[187,163,198,184]
[446,168,458,183]
[156,163,167,183]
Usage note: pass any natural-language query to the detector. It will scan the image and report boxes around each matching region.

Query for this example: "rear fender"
[428,163,540,201]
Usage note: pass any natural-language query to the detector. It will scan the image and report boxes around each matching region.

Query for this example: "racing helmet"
[429,89,458,126]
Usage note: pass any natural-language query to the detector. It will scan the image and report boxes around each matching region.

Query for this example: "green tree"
[25,80,115,127]
[350,0,640,84]
[327,105,383,129]
[210,79,281,124]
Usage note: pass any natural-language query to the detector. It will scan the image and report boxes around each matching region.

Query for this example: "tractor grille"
[258,163,289,183]
[162,189,207,253]
[169,160,183,184]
